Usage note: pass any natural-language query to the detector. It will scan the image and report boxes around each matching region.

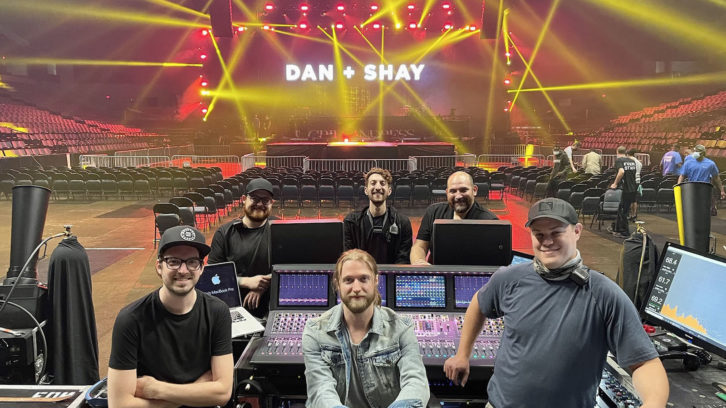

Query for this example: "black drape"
[46,236,100,385]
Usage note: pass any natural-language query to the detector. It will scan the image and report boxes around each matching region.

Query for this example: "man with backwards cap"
[209,178,278,318]
[108,226,233,408]
[444,198,669,408]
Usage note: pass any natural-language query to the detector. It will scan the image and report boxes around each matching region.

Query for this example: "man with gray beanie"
[108,226,233,408]
[209,178,278,317]
[444,198,668,408]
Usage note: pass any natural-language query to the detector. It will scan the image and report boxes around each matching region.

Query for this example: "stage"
[266,142,455,160]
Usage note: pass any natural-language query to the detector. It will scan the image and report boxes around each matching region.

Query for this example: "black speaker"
[481,0,503,39]
[209,0,233,38]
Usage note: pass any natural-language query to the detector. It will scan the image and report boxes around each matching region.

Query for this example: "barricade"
[413,154,476,170]
[171,155,242,178]
[79,155,171,168]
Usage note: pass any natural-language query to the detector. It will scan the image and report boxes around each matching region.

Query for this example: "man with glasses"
[209,178,277,317]
[108,226,233,408]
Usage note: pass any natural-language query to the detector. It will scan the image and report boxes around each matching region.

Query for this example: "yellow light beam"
[509,70,726,93]
[2,1,208,28]
[206,28,256,123]
[208,34,248,123]
[418,0,437,27]
[318,27,365,67]
[510,0,561,109]
[0,123,29,133]
[144,0,209,18]
[362,0,408,26]
[507,33,570,132]
[2,57,201,67]
[582,0,726,55]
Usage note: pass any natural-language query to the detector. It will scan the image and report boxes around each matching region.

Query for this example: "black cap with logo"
[525,198,579,228]
[157,225,211,258]
[245,178,274,197]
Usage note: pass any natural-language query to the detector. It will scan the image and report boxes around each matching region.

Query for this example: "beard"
[162,273,196,297]
[245,204,271,222]
[367,189,388,206]
[341,292,376,314]
[450,196,473,215]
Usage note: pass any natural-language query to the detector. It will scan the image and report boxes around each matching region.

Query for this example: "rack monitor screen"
[454,275,491,309]
[642,242,726,358]
[277,273,329,307]
[432,220,512,266]
[394,274,446,309]
[270,219,344,265]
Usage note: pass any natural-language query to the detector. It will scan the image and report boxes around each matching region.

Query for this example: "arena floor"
[0,192,723,378]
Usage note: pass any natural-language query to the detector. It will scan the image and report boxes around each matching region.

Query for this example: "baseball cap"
[158,225,211,258]
[525,198,579,228]
[694,144,706,154]
[245,178,274,197]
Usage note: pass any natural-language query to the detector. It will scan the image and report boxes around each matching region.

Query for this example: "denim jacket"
[302,304,429,408]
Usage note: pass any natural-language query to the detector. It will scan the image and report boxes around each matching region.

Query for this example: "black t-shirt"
[615,157,638,193]
[416,202,498,261]
[109,289,232,384]
[208,217,278,317]
[551,152,571,178]
[364,214,389,263]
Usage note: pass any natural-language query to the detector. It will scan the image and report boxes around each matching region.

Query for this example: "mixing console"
[595,359,642,408]
[251,310,505,367]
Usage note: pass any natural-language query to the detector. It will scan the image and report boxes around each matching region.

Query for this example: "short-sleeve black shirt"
[109,289,232,384]
[416,201,498,261]
[615,157,638,193]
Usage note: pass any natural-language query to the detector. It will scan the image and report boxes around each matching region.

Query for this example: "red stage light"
[372,22,381,29]
[264,2,274,11]
[503,78,511,85]
[263,24,271,30]
[299,22,309,29]
[344,138,349,143]
[504,108,509,112]
[201,29,209,36]
[408,22,417,29]
[200,53,208,60]
[201,107,208,114]
[407,4,415,10]
[336,4,345,11]
[443,22,453,30]
[300,3,309,11]
[201,80,208,87]
[442,2,451,10]
[505,52,511,57]
[468,25,477,31]
[335,22,344,29]
[370,3,379,11]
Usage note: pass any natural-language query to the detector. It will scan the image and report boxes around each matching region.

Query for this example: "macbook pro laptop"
[195,261,265,338]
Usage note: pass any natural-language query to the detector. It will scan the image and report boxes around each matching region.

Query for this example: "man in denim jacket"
[302,249,430,408]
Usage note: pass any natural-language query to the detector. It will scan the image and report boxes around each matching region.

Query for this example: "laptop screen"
[196,262,242,308]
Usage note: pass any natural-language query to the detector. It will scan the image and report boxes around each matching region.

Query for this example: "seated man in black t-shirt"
[108,226,233,408]
[208,178,278,318]
[410,171,498,264]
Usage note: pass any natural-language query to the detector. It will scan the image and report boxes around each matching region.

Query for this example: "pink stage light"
[505,52,511,57]
[372,22,381,29]
[300,3,309,11]
[201,29,209,36]
[263,24,272,30]
[370,3,379,11]
[336,3,345,11]
[200,53,208,60]
[298,22,308,29]
[408,22,417,29]
[201,107,208,114]
[503,78,511,85]
[442,2,451,10]
[335,22,344,29]
[264,2,274,11]
[468,24,477,31]
[407,4,415,10]
[443,22,453,30]
[201,80,209,87]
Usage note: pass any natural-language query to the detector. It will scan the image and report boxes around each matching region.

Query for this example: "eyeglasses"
[248,195,272,205]
[161,256,203,271]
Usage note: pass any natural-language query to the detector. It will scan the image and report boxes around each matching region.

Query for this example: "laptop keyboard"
[231,310,247,323]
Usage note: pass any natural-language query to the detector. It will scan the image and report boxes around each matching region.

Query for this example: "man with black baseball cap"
[209,177,278,317]
[445,198,668,408]
[108,226,233,408]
